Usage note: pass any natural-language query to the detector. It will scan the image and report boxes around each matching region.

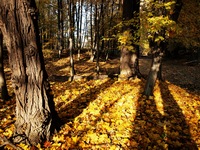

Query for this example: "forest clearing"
[0,50,200,149]
[0,0,200,149]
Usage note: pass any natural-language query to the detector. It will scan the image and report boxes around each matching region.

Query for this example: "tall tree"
[89,0,95,62]
[0,30,9,101]
[57,0,64,58]
[69,0,75,80]
[143,0,183,96]
[0,0,60,145]
[119,0,140,79]
[76,0,83,60]
[94,1,100,75]
[100,0,105,54]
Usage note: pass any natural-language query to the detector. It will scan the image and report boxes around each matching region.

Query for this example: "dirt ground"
[139,57,200,94]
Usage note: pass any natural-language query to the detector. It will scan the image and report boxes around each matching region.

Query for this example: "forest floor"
[0,49,200,149]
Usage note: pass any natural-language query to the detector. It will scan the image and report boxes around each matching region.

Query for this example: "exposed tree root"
[0,136,22,150]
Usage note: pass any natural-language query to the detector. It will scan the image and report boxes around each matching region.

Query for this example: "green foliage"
[117,30,135,51]
[148,16,175,33]
[114,17,140,52]
[164,1,176,10]
[146,1,176,42]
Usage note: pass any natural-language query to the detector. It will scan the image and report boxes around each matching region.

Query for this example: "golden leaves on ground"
[50,79,200,149]
[0,99,15,138]
[0,78,200,149]
[51,78,142,149]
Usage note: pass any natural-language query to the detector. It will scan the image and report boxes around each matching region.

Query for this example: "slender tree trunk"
[61,0,64,52]
[144,42,163,96]
[0,0,60,145]
[89,1,95,62]
[72,3,76,50]
[69,0,75,81]
[76,0,83,60]
[100,0,105,55]
[95,1,100,75]
[105,0,115,61]
[78,0,83,60]
[144,0,166,96]
[57,0,63,58]
[0,30,9,101]
[69,38,75,81]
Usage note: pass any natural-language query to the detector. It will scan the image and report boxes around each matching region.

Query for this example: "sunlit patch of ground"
[52,78,142,149]
[0,49,200,149]
[49,78,200,149]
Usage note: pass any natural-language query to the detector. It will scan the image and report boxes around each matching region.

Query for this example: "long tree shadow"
[131,88,165,149]
[57,79,116,124]
[68,79,143,148]
[160,81,198,149]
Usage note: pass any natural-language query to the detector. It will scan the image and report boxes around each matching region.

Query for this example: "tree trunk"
[57,0,63,58]
[95,1,100,76]
[69,0,76,81]
[100,0,105,54]
[120,47,137,78]
[69,38,75,81]
[0,0,60,145]
[144,0,167,96]
[76,0,83,60]
[120,0,140,79]
[89,1,95,62]
[0,30,9,101]
[144,46,163,96]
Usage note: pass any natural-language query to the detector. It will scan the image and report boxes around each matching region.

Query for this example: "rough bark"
[0,30,9,101]
[0,0,60,145]
[120,47,137,78]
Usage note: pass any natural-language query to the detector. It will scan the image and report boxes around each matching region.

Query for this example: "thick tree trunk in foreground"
[0,0,59,145]
[0,30,9,101]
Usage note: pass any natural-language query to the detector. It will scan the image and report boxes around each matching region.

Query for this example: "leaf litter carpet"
[0,50,200,149]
